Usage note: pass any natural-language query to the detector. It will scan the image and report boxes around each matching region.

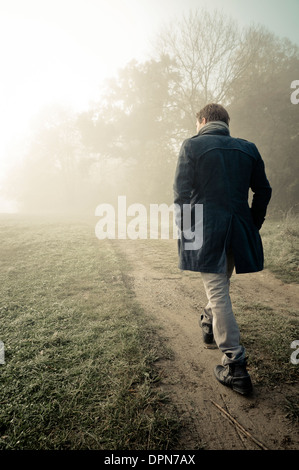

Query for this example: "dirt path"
[114,239,299,450]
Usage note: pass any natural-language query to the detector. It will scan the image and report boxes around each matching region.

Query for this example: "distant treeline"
[5,9,299,215]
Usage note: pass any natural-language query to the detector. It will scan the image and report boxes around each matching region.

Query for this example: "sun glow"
[0,1,153,212]
[0,16,102,141]
[0,7,137,179]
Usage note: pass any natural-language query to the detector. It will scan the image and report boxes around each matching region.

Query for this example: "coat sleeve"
[173,139,195,230]
[250,147,272,230]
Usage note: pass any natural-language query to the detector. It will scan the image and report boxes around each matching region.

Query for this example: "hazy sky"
[0,0,298,210]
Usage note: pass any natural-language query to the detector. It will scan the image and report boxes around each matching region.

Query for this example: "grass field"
[261,212,299,284]
[0,213,298,449]
[0,215,180,450]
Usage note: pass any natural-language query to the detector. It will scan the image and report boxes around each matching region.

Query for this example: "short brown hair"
[196,103,230,126]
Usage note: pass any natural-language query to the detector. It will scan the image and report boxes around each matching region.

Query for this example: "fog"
[1,6,299,217]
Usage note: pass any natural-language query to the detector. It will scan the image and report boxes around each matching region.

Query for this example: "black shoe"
[199,315,215,345]
[214,360,253,396]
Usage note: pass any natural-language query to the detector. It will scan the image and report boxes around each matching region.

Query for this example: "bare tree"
[154,9,261,128]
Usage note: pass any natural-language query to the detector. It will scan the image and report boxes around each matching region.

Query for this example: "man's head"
[196,103,230,132]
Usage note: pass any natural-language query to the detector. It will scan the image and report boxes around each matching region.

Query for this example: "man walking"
[173,103,271,395]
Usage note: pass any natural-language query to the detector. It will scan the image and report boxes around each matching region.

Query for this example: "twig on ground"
[210,399,269,450]
[220,394,248,449]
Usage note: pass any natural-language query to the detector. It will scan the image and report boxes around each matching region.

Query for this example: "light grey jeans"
[200,251,246,365]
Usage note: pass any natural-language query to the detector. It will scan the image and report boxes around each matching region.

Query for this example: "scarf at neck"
[198,121,230,136]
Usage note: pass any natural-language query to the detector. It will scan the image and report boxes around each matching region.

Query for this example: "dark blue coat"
[173,122,272,274]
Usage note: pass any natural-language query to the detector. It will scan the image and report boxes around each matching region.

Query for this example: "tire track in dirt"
[113,239,299,450]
